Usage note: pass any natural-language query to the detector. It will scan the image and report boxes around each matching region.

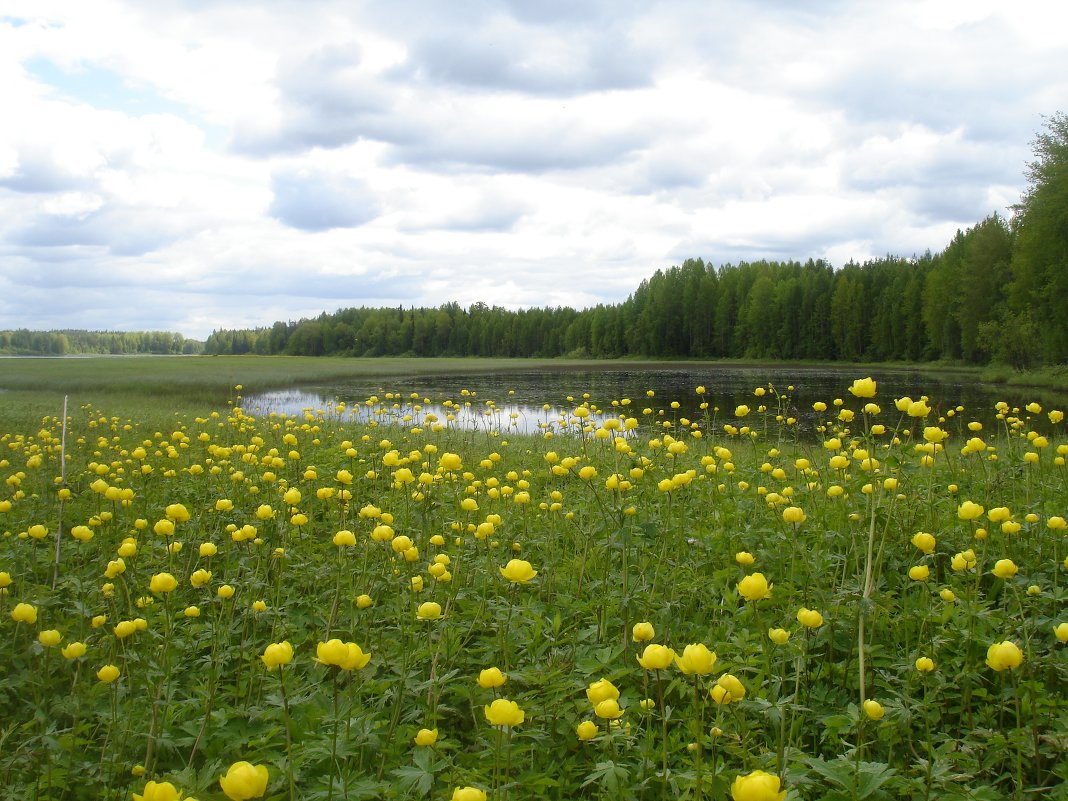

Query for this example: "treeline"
[202,214,1032,366]
[0,329,203,356]
[205,112,1068,368]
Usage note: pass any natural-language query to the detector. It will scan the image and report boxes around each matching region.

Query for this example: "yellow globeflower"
[97,664,121,683]
[730,769,786,801]
[782,506,806,525]
[985,641,1024,671]
[910,531,936,554]
[863,699,885,720]
[61,641,87,659]
[261,641,293,669]
[484,698,524,727]
[631,621,655,642]
[451,788,487,801]
[478,667,507,688]
[219,761,269,801]
[149,572,178,594]
[417,601,443,621]
[768,628,791,645]
[674,643,717,675]
[796,608,824,628]
[636,644,676,671]
[915,657,935,672]
[1054,623,1068,643]
[576,720,598,741]
[132,780,182,801]
[594,698,623,719]
[499,559,537,583]
[992,559,1018,579]
[908,565,930,581]
[737,572,772,601]
[414,727,439,746]
[848,377,877,398]
[11,602,38,624]
[586,678,620,704]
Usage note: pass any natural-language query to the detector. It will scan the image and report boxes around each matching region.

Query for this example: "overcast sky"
[1,1,1065,339]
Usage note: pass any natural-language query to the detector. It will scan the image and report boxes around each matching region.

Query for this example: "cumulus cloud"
[1,0,1066,338]
[268,168,381,231]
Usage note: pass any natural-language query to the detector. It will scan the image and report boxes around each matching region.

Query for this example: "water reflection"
[243,366,1061,439]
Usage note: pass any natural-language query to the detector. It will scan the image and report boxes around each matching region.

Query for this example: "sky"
[1,1,1065,340]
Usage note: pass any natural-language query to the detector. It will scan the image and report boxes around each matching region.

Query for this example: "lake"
[241,365,1065,439]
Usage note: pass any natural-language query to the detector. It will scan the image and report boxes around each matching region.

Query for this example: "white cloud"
[0,0,1065,338]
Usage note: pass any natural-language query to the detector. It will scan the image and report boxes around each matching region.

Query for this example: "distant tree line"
[0,329,203,356]
[205,114,1067,368]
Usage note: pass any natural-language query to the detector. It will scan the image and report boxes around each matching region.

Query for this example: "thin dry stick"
[52,395,68,590]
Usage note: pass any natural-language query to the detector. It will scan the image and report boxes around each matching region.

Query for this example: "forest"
[202,114,1068,368]
[9,114,1067,368]
[0,329,203,356]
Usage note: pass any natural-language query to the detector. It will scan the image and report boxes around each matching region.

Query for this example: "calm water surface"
[244,366,1063,439]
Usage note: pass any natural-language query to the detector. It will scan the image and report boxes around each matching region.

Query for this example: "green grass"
[1,374,1066,801]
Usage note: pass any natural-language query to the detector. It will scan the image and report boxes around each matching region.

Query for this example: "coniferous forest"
[203,114,1068,368]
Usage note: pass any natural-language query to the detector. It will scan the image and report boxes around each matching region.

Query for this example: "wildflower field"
[2,376,1066,801]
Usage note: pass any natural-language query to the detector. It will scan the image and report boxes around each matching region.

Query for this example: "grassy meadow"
[1,358,1066,801]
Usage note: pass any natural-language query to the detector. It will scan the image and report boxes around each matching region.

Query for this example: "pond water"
[243,365,1064,439]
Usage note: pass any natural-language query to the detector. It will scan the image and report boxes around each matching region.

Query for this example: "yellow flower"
[781,506,806,524]
[796,608,824,628]
[251,600,268,612]
[414,727,438,746]
[915,657,935,672]
[417,601,443,621]
[848,377,877,398]
[907,400,931,418]
[61,641,87,659]
[712,673,746,704]
[957,500,984,520]
[768,628,791,645]
[149,572,178,594]
[631,621,655,642]
[992,559,1018,579]
[356,594,373,609]
[261,641,293,669]
[576,720,598,741]
[499,559,537,583]
[863,699,885,720]
[439,453,463,471]
[636,644,676,671]
[132,780,182,801]
[908,565,930,581]
[737,572,772,601]
[735,405,750,417]
[911,532,936,554]
[586,678,620,704]
[38,629,61,647]
[985,640,1024,671]
[190,568,212,588]
[594,698,623,719]
[1054,623,1068,643]
[987,506,1012,523]
[218,584,235,599]
[730,769,786,801]
[478,666,507,688]
[484,698,524,726]
[11,602,38,624]
[338,642,371,670]
[114,620,137,639]
[97,664,120,683]
[199,542,218,557]
[333,529,356,547]
[451,787,487,801]
[735,551,755,566]
[675,643,716,675]
[219,761,269,801]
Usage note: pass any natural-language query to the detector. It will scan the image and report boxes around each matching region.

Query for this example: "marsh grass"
[0,370,1066,801]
